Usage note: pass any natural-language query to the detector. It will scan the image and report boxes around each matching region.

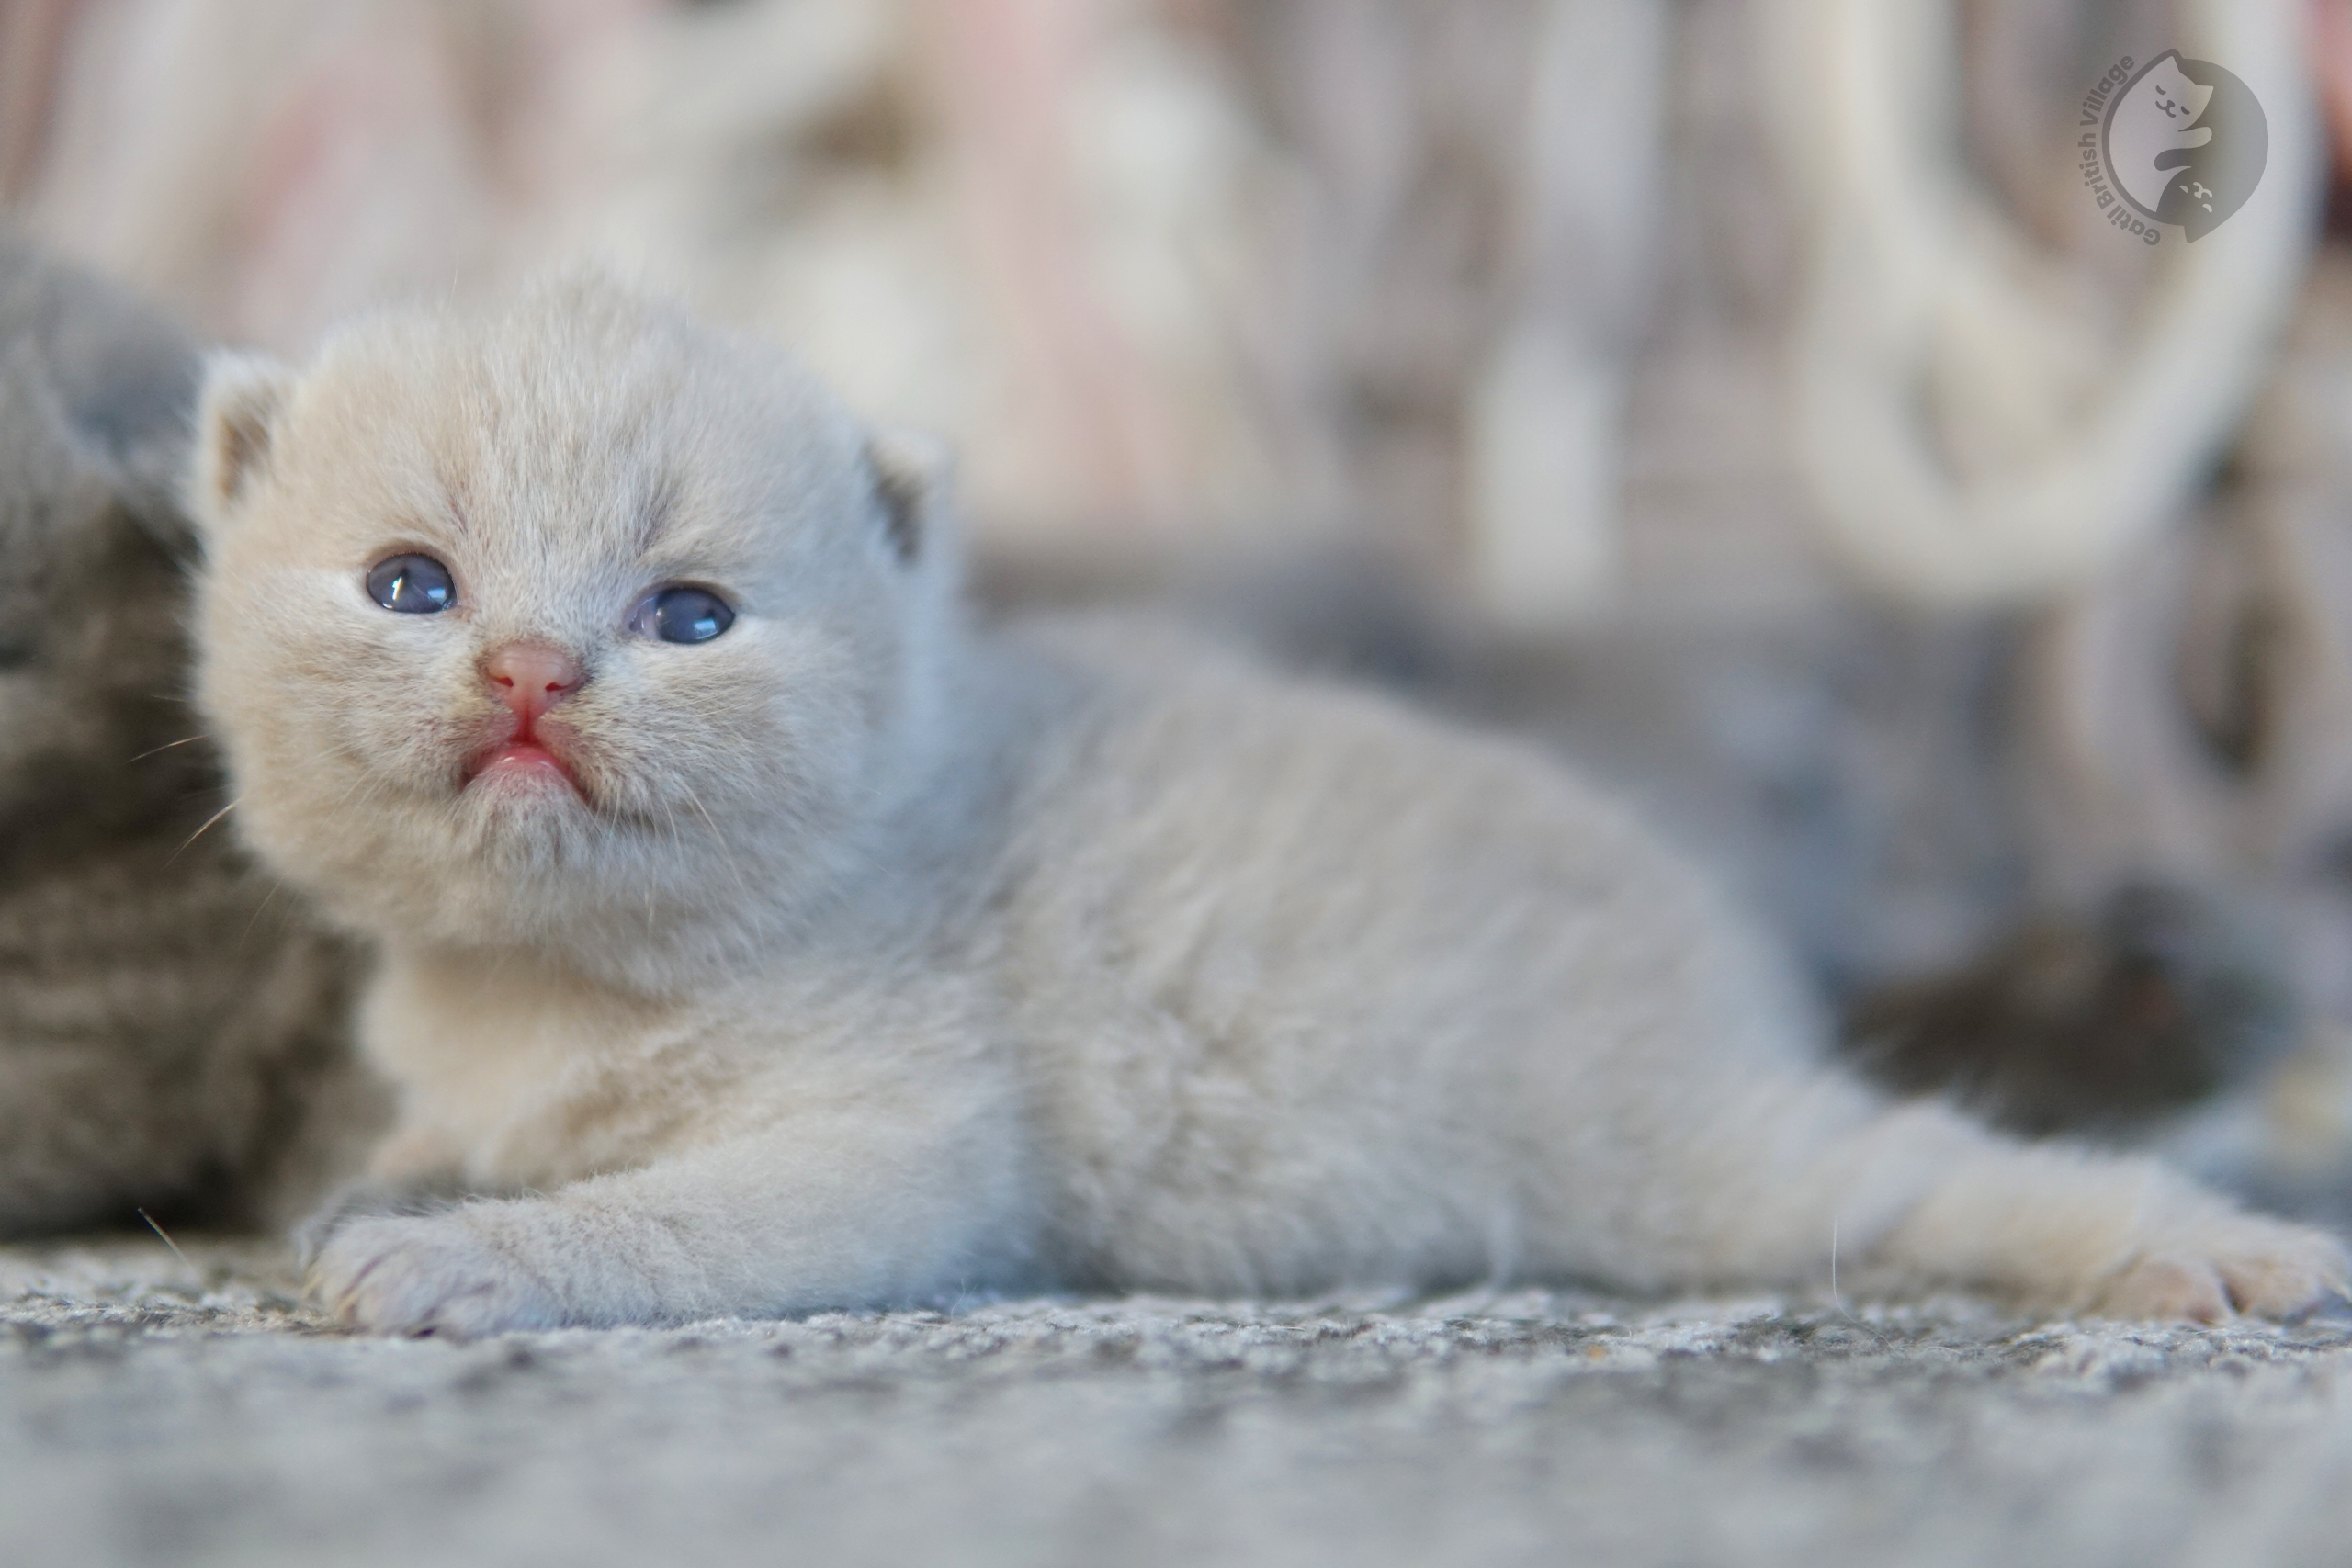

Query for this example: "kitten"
[0,231,368,1236]
[190,276,2346,1335]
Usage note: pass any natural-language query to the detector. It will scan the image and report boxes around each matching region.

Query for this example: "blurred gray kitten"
[0,232,368,1236]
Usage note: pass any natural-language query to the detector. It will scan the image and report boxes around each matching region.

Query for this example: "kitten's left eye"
[366,553,456,614]
[630,585,735,644]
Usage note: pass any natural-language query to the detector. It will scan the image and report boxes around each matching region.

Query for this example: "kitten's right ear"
[190,351,297,523]
[865,425,956,568]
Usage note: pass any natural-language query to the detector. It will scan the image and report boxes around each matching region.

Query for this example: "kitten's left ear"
[865,426,956,568]
[188,351,298,525]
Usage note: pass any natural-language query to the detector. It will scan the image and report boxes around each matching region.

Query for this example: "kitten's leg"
[309,1100,1030,1336]
[1663,1082,2347,1320]
[1859,1108,2346,1320]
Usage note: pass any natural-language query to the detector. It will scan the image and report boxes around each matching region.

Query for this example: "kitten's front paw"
[311,1213,560,1337]
[292,1179,448,1266]
[2090,1218,2349,1323]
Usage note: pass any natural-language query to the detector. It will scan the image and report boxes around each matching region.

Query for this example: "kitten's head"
[0,237,209,843]
[189,275,962,987]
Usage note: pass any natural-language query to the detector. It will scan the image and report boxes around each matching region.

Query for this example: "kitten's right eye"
[366,554,456,614]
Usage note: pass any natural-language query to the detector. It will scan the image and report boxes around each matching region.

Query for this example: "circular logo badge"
[2098,51,2268,243]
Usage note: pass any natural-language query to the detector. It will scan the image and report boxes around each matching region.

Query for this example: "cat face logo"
[2096,51,2267,243]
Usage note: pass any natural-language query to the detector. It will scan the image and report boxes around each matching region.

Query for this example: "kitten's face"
[190,281,953,985]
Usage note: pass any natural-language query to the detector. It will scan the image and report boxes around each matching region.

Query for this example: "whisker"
[128,735,206,764]
[678,781,759,908]
[169,797,241,863]
[648,798,689,931]
[240,879,283,946]
[138,1208,193,1270]
[1829,1214,1850,1319]
[679,783,721,839]
[330,768,378,814]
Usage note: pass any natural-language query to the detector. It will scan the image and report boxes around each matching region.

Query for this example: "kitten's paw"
[2090,1219,2349,1323]
[311,1213,560,1337]
[292,1179,443,1266]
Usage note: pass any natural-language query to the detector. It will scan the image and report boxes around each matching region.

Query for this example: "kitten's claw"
[2088,1220,2349,1323]
[311,1213,560,1337]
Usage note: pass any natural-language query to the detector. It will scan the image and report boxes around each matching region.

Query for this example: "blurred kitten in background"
[0,232,369,1237]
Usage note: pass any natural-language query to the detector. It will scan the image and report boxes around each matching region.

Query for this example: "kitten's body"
[0,233,365,1235]
[193,279,2346,1332]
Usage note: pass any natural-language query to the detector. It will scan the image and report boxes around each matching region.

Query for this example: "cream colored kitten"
[189,276,2345,1336]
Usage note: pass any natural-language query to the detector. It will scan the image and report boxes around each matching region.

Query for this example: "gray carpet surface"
[8,1239,2352,1568]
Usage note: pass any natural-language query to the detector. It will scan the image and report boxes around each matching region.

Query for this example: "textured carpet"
[7,1240,2352,1568]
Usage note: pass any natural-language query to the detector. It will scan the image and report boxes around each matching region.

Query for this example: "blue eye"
[631,585,735,644]
[366,554,456,614]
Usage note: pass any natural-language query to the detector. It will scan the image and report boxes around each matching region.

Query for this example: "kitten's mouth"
[464,725,584,798]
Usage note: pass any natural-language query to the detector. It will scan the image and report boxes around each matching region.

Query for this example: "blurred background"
[11,0,2352,1210]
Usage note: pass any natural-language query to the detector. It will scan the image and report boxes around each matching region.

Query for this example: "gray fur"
[191,279,2346,1334]
[0,232,368,1236]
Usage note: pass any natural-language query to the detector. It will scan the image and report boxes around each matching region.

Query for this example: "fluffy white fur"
[188,277,2347,1336]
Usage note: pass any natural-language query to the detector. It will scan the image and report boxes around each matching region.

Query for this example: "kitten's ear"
[190,351,297,524]
[865,426,956,567]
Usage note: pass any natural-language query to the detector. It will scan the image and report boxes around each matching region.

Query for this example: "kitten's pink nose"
[483,644,584,723]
